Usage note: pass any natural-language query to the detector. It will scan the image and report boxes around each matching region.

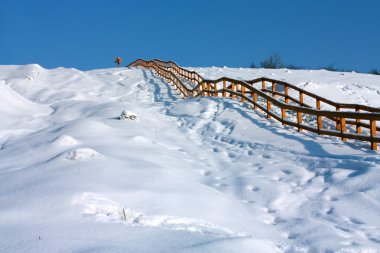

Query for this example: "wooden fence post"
[340,117,347,141]
[253,93,257,109]
[262,80,266,91]
[355,107,362,134]
[214,83,218,97]
[299,92,304,106]
[316,99,321,110]
[272,82,276,97]
[284,86,289,104]
[175,76,179,91]
[317,115,323,134]
[202,82,205,96]
[281,108,286,125]
[223,80,226,97]
[336,105,341,131]
[297,111,302,131]
[370,120,377,150]
[231,83,235,100]
[267,99,271,119]
[314,98,322,134]
[241,85,246,102]
[207,82,211,96]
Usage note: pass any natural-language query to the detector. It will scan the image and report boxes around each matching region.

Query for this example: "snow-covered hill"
[0,65,380,252]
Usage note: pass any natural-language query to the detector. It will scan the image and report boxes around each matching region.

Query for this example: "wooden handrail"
[128,59,380,150]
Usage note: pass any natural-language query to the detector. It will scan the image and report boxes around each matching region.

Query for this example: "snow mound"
[53,135,79,147]
[64,148,101,160]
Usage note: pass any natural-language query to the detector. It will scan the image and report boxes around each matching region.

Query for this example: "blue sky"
[0,0,379,71]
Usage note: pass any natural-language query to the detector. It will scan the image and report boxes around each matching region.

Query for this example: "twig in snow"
[122,208,127,221]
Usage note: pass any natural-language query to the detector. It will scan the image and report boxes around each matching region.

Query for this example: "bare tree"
[260,53,284,69]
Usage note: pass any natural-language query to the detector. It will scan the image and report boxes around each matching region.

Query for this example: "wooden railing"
[128,59,380,150]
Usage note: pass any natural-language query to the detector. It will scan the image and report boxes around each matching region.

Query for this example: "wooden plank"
[262,80,265,91]
[272,82,276,97]
[253,92,257,109]
[267,99,271,119]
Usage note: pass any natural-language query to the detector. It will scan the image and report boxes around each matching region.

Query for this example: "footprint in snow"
[281,169,292,175]
[263,207,276,214]
[215,182,228,187]
[200,170,211,176]
[262,154,272,159]
[286,232,299,239]
[348,217,365,225]
[228,152,237,158]
[247,186,260,192]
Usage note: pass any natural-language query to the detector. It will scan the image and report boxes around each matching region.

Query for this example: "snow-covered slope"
[0,65,380,252]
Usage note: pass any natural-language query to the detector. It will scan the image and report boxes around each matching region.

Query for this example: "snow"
[0,64,380,252]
